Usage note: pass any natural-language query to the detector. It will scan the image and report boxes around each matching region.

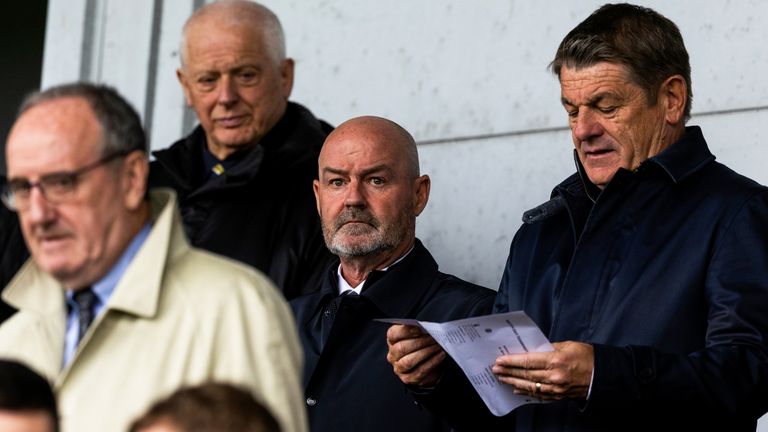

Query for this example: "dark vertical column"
[0,0,48,174]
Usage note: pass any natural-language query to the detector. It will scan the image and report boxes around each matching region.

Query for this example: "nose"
[25,186,55,225]
[344,179,366,208]
[571,109,604,143]
[216,75,238,106]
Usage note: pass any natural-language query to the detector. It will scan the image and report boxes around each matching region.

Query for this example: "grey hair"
[180,0,286,68]
[18,82,147,157]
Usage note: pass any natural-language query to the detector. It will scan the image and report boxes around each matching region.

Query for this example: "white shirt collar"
[336,244,415,295]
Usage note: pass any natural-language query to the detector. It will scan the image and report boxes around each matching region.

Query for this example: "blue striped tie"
[73,287,97,345]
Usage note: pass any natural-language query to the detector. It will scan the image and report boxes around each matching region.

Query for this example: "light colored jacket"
[0,189,307,432]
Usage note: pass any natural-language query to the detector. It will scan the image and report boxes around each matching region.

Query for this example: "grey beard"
[327,231,396,258]
[322,206,414,259]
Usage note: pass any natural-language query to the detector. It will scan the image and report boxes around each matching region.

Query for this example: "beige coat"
[0,190,307,432]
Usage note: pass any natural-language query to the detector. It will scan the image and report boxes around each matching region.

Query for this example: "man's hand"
[492,341,593,401]
[386,324,446,388]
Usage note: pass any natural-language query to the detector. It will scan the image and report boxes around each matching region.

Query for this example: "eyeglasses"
[1,151,128,212]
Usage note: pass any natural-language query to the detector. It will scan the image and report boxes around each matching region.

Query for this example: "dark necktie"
[329,290,357,315]
[320,290,359,349]
[73,287,97,345]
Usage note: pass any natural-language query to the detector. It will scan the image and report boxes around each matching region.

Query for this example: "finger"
[497,376,538,397]
[495,351,555,370]
[390,342,443,374]
[497,376,540,393]
[498,377,565,401]
[491,364,552,383]
[398,350,447,387]
[387,333,438,363]
[494,362,580,392]
[551,341,568,350]
[499,374,585,401]
[386,324,426,345]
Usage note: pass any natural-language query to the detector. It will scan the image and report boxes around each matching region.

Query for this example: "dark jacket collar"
[561,125,715,199]
[541,126,715,238]
[151,102,326,192]
[312,239,439,319]
[646,126,715,183]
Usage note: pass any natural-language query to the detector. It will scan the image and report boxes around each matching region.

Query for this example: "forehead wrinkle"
[185,27,259,58]
[320,164,391,178]
[8,97,102,170]
[181,1,284,69]
[358,164,391,177]
[321,166,347,176]
[561,69,630,103]
[324,115,419,177]
[188,57,263,76]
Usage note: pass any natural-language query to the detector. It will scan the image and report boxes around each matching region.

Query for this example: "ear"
[280,58,295,99]
[121,151,149,211]
[413,175,431,216]
[659,74,687,125]
[313,178,321,216]
[176,68,193,107]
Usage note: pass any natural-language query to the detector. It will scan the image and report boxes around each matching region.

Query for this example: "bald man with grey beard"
[290,116,495,432]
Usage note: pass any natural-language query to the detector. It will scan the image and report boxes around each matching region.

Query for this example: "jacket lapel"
[2,260,68,381]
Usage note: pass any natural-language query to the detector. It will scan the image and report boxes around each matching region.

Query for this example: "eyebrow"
[193,64,261,76]
[231,64,261,73]
[321,164,392,178]
[9,170,73,182]
[561,92,618,107]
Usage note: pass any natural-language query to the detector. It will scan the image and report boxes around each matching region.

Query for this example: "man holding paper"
[290,116,494,432]
[387,4,768,431]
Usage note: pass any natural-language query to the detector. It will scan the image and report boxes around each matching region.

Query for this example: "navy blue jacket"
[420,127,768,431]
[291,239,494,432]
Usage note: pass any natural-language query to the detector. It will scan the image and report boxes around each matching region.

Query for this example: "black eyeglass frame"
[1,151,130,212]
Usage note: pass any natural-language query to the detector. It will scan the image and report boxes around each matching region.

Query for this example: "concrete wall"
[41,0,768,288]
[40,1,768,427]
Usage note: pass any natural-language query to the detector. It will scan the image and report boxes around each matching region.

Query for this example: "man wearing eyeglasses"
[0,83,306,432]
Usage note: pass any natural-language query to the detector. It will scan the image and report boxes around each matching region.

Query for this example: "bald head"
[322,116,420,179]
[180,0,286,69]
[314,116,430,267]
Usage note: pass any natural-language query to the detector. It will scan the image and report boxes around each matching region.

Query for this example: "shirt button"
[324,309,330,317]
[306,397,317,407]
